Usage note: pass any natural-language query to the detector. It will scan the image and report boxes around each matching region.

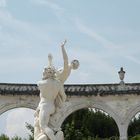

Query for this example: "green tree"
[11,136,22,140]
[0,122,34,140]
[25,122,34,140]
[62,108,119,140]
[0,134,9,140]
[128,114,140,137]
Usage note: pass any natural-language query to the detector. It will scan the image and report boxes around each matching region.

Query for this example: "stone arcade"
[1,83,140,140]
[0,41,139,140]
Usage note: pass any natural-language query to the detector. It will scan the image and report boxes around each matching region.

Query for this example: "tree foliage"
[62,108,119,140]
[25,122,34,140]
[0,134,9,140]
[128,114,140,137]
[0,122,34,140]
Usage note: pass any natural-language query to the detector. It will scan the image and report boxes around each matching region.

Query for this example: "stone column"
[118,123,128,140]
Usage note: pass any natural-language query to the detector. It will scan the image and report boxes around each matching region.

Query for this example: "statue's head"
[71,60,79,70]
[42,66,56,80]
[42,53,56,80]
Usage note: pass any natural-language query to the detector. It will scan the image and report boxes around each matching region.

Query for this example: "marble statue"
[34,40,79,140]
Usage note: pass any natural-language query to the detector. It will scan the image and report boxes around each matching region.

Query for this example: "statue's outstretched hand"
[61,40,67,48]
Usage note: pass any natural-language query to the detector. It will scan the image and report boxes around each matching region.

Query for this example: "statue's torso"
[38,79,61,102]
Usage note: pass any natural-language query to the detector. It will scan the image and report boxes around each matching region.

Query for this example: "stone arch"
[0,103,35,138]
[124,103,140,132]
[53,101,120,136]
[0,102,36,115]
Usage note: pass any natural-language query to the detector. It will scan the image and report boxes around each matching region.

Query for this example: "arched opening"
[128,112,140,139]
[61,108,119,140]
[0,107,35,139]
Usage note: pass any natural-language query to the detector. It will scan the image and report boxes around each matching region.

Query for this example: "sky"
[0,0,140,138]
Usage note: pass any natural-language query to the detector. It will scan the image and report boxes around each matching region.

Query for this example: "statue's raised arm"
[56,40,80,84]
[61,40,68,66]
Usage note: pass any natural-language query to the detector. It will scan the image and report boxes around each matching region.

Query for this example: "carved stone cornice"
[1,83,140,96]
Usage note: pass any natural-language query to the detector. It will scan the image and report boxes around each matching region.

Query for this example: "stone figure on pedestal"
[34,40,79,140]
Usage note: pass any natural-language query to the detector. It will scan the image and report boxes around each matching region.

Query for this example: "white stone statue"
[34,40,79,140]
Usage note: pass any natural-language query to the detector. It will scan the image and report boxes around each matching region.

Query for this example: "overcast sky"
[0,0,140,138]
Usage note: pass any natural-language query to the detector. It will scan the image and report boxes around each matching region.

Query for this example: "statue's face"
[71,60,79,70]
[43,67,56,79]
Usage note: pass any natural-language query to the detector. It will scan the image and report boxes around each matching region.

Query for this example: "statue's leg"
[39,109,49,129]
[39,104,55,127]
[34,115,42,140]
[37,134,47,140]
[44,127,57,140]
[55,131,64,140]
[39,106,56,140]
